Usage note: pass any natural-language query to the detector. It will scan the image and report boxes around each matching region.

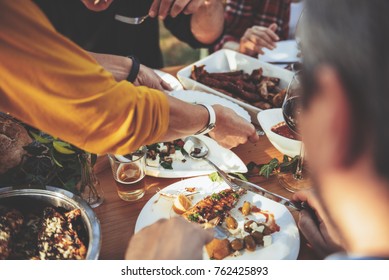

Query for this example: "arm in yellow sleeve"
[0,0,169,155]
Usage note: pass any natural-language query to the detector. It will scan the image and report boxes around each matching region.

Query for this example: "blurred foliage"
[159,20,201,67]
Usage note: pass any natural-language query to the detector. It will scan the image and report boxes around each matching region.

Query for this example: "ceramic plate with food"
[135,176,300,260]
[145,135,247,178]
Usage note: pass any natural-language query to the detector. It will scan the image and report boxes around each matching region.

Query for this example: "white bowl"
[257,108,301,157]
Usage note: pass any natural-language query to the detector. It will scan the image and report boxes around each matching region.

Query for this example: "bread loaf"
[0,115,32,174]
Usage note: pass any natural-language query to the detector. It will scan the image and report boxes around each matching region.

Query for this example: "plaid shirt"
[214,0,291,51]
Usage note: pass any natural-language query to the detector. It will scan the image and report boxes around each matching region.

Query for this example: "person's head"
[300,0,389,179]
[300,0,389,253]
[81,0,114,11]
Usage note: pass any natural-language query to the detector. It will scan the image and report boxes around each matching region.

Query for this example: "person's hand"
[125,217,214,260]
[239,23,279,57]
[149,0,205,19]
[134,65,173,91]
[209,105,259,149]
[293,190,344,258]
[81,0,114,12]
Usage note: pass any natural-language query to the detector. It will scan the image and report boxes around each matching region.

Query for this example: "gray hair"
[301,0,389,179]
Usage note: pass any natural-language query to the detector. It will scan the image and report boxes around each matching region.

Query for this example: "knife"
[227,175,309,211]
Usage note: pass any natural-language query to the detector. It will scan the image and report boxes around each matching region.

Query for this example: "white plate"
[257,108,301,157]
[170,90,251,122]
[154,69,184,91]
[177,49,294,124]
[135,176,300,260]
[260,40,300,64]
[145,135,247,178]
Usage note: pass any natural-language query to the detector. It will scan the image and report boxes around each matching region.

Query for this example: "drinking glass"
[108,147,147,201]
[277,72,311,192]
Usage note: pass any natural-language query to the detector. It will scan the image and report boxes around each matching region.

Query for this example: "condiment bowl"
[257,109,301,157]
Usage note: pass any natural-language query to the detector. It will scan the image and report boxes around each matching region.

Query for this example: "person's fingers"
[265,26,280,41]
[249,34,275,50]
[269,23,278,32]
[203,228,215,244]
[149,0,161,17]
[184,0,203,15]
[161,80,173,91]
[170,0,191,17]
[298,209,324,244]
[248,130,260,143]
[241,40,264,55]
[158,0,175,19]
[249,28,277,48]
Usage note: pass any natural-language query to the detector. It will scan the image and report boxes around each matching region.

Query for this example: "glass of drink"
[277,71,312,192]
[108,147,147,201]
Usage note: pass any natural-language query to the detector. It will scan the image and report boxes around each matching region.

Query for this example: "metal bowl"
[0,186,101,260]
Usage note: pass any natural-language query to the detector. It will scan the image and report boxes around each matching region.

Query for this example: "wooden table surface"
[93,66,320,260]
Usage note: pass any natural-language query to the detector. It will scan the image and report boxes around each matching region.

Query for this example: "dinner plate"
[169,90,251,122]
[135,176,300,260]
[145,135,247,178]
[260,40,300,64]
[154,69,184,91]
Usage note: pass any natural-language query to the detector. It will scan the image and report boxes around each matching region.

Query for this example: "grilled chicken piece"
[37,207,86,260]
[0,207,24,260]
[182,189,245,224]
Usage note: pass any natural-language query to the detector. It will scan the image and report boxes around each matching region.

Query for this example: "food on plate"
[182,189,244,224]
[190,65,287,110]
[146,139,186,170]
[271,121,299,140]
[176,187,280,260]
[205,238,232,260]
[241,201,251,216]
[0,205,87,260]
[172,194,193,215]
[230,238,244,251]
[225,216,238,230]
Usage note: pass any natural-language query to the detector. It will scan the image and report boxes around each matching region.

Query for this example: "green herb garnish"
[211,193,221,201]
[208,172,222,182]
[188,213,200,222]
[160,161,173,170]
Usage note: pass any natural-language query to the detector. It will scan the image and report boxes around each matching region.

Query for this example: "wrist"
[195,104,216,135]
[126,55,140,83]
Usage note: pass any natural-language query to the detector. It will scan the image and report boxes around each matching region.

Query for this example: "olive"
[244,220,257,233]
[244,235,256,251]
[242,201,251,216]
[225,216,238,230]
[230,238,244,251]
[251,231,264,246]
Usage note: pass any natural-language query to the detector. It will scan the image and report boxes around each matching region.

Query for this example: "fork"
[114,14,150,25]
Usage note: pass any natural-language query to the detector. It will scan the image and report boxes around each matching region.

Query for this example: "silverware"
[114,14,150,25]
[227,176,309,211]
[182,136,310,211]
[183,136,237,190]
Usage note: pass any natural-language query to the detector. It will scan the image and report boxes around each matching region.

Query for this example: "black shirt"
[34,0,205,68]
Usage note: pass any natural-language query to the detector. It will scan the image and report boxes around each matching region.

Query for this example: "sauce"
[271,121,300,140]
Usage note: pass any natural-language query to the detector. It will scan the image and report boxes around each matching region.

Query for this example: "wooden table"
[93,66,320,260]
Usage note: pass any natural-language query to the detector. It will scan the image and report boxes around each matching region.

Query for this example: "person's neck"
[318,154,389,257]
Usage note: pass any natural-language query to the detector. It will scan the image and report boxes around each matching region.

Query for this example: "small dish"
[257,108,301,157]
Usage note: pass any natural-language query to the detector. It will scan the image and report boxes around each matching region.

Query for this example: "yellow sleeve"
[0,0,169,155]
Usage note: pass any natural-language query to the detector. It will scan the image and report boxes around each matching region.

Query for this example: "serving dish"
[257,108,301,157]
[145,135,247,178]
[177,49,294,124]
[135,176,300,260]
[169,90,251,122]
[0,186,101,260]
